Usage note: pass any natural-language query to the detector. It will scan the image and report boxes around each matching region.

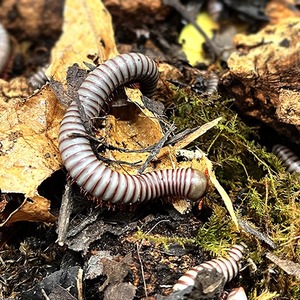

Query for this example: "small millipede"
[272,144,300,174]
[58,53,208,204]
[172,244,246,292]
[207,0,224,21]
[28,65,49,89]
[205,71,219,95]
[0,23,10,74]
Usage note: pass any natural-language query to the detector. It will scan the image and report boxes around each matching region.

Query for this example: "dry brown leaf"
[0,0,118,225]
[1,195,56,226]
[266,252,300,279]
[0,85,64,225]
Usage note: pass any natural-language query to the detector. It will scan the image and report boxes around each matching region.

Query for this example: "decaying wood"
[222,17,300,143]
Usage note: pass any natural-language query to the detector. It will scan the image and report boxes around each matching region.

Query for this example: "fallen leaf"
[0,0,118,225]
[178,12,218,65]
[0,85,63,225]
[266,252,300,279]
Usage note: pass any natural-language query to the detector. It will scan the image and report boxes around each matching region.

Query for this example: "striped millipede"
[205,71,219,95]
[272,144,300,174]
[0,23,48,88]
[0,23,10,74]
[28,65,49,89]
[172,244,246,291]
[58,53,208,204]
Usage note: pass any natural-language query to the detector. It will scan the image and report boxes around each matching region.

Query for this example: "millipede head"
[186,170,208,201]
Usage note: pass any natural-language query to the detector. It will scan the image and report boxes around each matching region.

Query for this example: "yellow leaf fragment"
[178,12,218,65]
[0,86,64,196]
[204,156,239,230]
[172,117,222,151]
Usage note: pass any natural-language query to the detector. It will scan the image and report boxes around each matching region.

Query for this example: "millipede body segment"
[205,71,219,95]
[0,23,10,74]
[173,244,246,291]
[58,53,208,204]
[28,65,49,89]
[272,144,300,174]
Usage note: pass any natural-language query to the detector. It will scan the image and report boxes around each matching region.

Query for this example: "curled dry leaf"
[0,83,64,225]
[0,0,118,225]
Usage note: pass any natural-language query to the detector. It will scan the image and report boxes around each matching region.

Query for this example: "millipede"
[207,0,224,21]
[172,243,246,292]
[58,53,208,204]
[205,71,219,95]
[28,65,49,90]
[0,23,10,74]
[272,144,300,174]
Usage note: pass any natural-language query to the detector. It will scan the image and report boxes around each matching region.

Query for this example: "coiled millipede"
[272,144,300,174]
[58,53,208,204]
[0,23,10,74]
[172,244,246,292]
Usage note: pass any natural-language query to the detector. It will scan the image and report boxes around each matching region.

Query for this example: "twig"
[136,242,148,298]
[56,180,73,246]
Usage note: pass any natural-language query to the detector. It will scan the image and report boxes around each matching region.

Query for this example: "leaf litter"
[1,0,300,299]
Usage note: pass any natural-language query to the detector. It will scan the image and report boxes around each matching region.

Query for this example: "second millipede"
[205,71,219,95]
[0,23,10,74]
[172,244,246,292]
[272,144,300,174]
[28,65,49,90]
[58,53,208,204]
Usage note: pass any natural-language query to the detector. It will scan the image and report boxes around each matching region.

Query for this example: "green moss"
[134,206,239,257]
[193,205,240,256]
[134,228,194,249]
